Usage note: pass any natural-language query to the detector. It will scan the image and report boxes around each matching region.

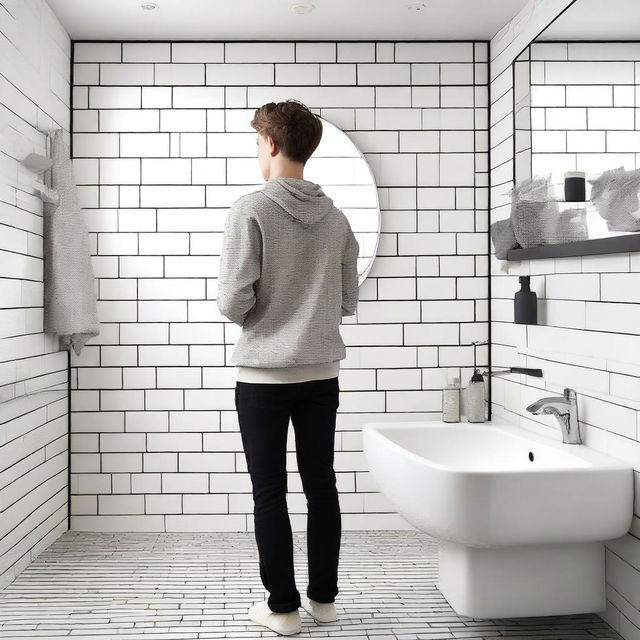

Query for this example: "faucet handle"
[563,388,577,402]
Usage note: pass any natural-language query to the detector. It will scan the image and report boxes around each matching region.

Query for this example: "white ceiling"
[539,0,640,40]
[46,0,529,41]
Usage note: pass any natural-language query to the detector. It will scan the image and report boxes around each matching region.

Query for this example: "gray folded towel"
[43,129,99,355]
[510,176,587,247]
[490,218,519,259]
[589,166,640,232]
[510,177,560,248]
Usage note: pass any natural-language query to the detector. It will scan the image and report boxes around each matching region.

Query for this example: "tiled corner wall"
[529,41,640,176]
[70,39,489,533]
[0,0,70,589]
[490,2,640,639]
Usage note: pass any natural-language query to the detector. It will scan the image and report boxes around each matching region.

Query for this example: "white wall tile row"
[0,0,71,590]
[71,39,490,533]
[490,6,640,640]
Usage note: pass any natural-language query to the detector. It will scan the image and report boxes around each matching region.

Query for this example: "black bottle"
[564,171,586,202]
[514,276,537,325]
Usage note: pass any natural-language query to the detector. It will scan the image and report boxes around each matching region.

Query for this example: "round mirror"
[304,118,380,286]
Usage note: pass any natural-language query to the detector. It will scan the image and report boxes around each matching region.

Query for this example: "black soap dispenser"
[514,276,537,325]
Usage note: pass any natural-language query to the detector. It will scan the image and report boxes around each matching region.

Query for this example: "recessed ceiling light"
[141,2,158,10]
[406,1,427,10]
[291,2,315,14]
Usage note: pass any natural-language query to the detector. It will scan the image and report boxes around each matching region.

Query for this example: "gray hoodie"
[217,177,360,368]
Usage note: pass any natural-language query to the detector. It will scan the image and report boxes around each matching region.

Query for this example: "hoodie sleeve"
[341,224,360,317]
[217,200,262,326]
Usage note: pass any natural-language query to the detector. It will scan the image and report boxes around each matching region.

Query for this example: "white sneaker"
[248,599,301,636]
[301,596,337,623]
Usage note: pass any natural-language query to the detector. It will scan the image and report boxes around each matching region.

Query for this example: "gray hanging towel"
[43,129,99,355]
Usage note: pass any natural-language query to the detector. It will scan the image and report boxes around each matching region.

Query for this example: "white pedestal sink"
[362,419,634,618]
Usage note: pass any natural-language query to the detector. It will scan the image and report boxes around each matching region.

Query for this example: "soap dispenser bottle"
[465,369,486,423]
[442,369,460,423]
[514,275,537,325]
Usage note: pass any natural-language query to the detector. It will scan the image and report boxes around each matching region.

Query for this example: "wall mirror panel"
[242,117,380,284]
[510,0,640,258]
[306,118,380,285]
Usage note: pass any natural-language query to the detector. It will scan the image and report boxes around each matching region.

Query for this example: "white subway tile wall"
[0,1,71,589]
[530,42,640,176]
[71,39,490,533]
[491,9,640,640]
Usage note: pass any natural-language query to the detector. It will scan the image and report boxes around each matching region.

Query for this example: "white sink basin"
[362,418,634,618]
[363,418,633,548]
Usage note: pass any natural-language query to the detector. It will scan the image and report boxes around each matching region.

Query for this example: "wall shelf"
[506,234,640,260]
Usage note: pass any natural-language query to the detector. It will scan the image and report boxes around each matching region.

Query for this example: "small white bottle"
[465,369,486,423]
[442,369,460,423]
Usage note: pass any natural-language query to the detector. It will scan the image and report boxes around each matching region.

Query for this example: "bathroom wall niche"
[510,0,640,259]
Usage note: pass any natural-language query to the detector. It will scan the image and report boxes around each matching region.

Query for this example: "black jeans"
[235,376,342,614]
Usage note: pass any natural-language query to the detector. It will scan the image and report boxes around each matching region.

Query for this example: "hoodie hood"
[261,177,335,227]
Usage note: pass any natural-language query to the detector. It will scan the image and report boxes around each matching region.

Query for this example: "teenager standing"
[217,99,360,636]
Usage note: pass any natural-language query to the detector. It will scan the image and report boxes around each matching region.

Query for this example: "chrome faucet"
[525,388,582,444]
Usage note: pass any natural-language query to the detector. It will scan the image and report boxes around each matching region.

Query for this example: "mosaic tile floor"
[0,530,622,639]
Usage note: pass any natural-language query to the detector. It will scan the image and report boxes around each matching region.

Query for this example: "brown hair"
[250,99,323,163]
